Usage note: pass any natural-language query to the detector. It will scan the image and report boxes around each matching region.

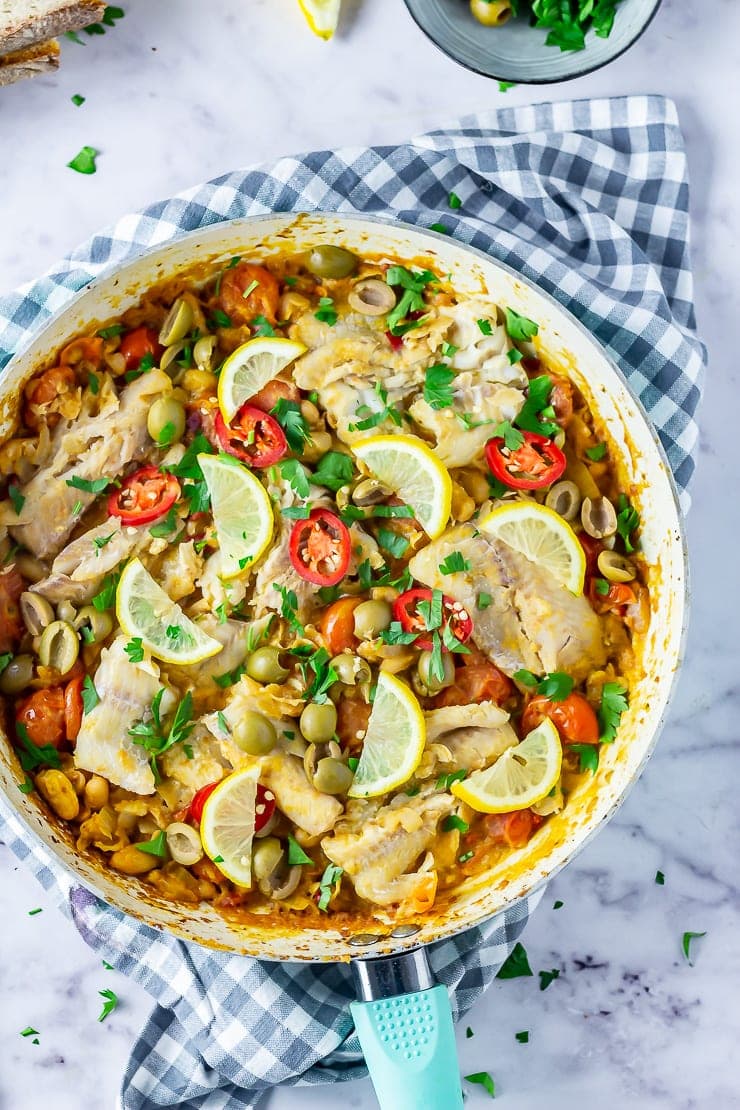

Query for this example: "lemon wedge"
[200,766,260,887]
[297,0,340,39]
[351,434,452,540]
[348,671,426,798]
[479,501,586,595]
[452,718,562,814]
[198,453,274,580]
[217,337,307,423]
[116,558,223,665]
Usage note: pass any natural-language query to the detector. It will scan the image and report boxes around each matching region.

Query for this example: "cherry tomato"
[24,366,78,429]
[393,588,473,652]
[119,326,163,372]
[578,533,603,578]
[254,783,276,833]
[59,337,104,368]
[218,262,281,326]
[289,508,351,587]
[485,430,566,490]
[484,810,543,849]
[63,675,84,743]
[108,466,180,525]
[588,578,636,617]
[16,687,66,749]
[435,659,514,708]
[250,377,301,413]
[319,597,361,654]
[521,692,599,745]
[336,695,372,752]
[189,782,219,824]
[0,566,24,653]
[214,404,287,467]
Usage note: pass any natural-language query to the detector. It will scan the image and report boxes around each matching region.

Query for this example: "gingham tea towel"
[0,94,707,1110]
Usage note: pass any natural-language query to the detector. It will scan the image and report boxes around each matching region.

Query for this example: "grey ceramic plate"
[403,0,663,83]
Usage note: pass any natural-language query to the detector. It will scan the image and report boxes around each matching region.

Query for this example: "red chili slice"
[108,466,180,525]
[214,404,287,467]
[188,781,219,824]
[289,508,351,587]
[392,587,473,651]
[485,430,566,491]
[254,783,276,833]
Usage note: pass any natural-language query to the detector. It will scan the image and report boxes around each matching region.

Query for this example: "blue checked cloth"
[0,94,706,1109]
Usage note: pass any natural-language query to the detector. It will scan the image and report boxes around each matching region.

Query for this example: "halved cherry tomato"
[254,783,276,833]
[189,782,219,824]
[521,692,599,745]
[392,587,473,652]
[16,687,66,749]
[484,810,543,849]
[0,566,24,653]
[24,366,78,429]
[250,377,301,413]
[588,578,636,617]
[218,262,281,326]
[435,658,514,708]
[578,533,603,578]
[108,466,180,526]
[289,509,351,587]
[214,404,287,467]
[119,326,163,372]
[485,430,566,490]
[63,675,84,743]
[336,695,372,751]
[319,597,361,654]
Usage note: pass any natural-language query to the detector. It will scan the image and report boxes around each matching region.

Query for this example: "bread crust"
[0,1,105,54]
[0,37,60,86]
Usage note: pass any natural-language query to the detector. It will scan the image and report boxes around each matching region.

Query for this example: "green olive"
[252,837,283,883]
[331,652,371,686]
[470,0,513,27]
[300,701,337,744]
[313,756,354,795]
[245,646,289,684]
[0,653,33,695]
[38,620,79,675]
[232,710,277,755]
[353,599,392,641]
[417,650,455,695]
[74,606,114,644]
[147,395,186,445]
[159,297,194,346]
[20,592,54,637]
[306,245,358,280]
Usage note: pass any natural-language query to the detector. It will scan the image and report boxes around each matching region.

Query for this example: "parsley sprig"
[385,266,437,335]
[128,690,195,781]
[514,670,574,701]
[270,399,313,454]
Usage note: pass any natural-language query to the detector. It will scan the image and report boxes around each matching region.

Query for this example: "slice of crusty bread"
[0,37,60,86]
[0,0,105,54]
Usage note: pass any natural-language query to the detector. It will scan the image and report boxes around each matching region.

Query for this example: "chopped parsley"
[586,442,607,461]
[515,1030,529,1044]
[477,592,492,610]
[209,309,232,329]
[67,146,99,175]
[515,374,559,438]
[88,371,99,394]
[271,399,312,453]
[504,306,539,341]
[380,621,419,646]
[277,457,311,499]
[593,578,610,596]
[465,1072,495,1098]
[465,1025,474,1038]
[436,769,467,791]
[15,723,61,772]
[492,419,525,451]
[129,690,195,782]
[287,835,313,866]
[616,493,640,552]
[598,682,628,742]
[124,637,145,664]
[81,676,100,715]
[317,863,343,911]
[655,870,665,885]
[251,314,275,337]
[273,583,305,636]
[377,528,410,559]
[476,318,493,336]
[385,265,438,335]
[0,653,12,676]
[570,743,599,774]
[429,222,449,235]
[349,382,403,432]
[282,504,312,520]
[98,323,124,339]
[65,475,113,495]
[553,899,564,909]
[499,80,517,91]
[92,570,122,611]
[312,450,354,491]
[507,347,524,364]
[20,1026,39,1038]
[513,669,574,701]
[98,987,119,1022]
[135,830,167,857]
[71,93,86,106]
[423,363,456,410]
[448,191,462,209]
[8,483,25,515]
[538,968,560,991]
[438,551,470,575]
[682,931,706,965]
[149,507,178,538]
[93,533,115,555]
[458,851,474,863]
[442,814,469,834]
[294,646,337,703]
[314,297,338,326]
[28,907,43,916]
[496,941,533,980]
[213,663,247,689]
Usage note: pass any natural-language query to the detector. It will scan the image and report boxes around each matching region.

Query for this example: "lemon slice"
[479,501,586,595]
[452,718,562,814]
[198,453,274,580]
[351,434,452,540]
[200,766,260,887]
[297,0,340,39]
[217,337,307,423]
[116,558,223,665]
[348,671,426,798]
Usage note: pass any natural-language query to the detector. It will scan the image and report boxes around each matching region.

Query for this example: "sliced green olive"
[193,334,216,372]
[147,396,186,445]
[165,821,203,866]
[159,297,194,346]
[417,650,455,695]
[545,480,581,522]
[252,836,283,883]
[0,653,33,694]
[306,245,358,280]
[300,701,337,744]
[232,710,277,755]
[347,278,397,316]
[581,496,618,539]
[74,606,114,644]
[56,600,77,625]
[245,646,289,684]
[20,592,54,637]
[38,620,79,675]
[353,599,392,641]
[597,550,636,583]
[331,652,371,686]
[313,757,354,795]
[351,477,392,506]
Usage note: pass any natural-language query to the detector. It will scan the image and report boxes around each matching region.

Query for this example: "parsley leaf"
[213,663,247,689]
[616,493,640,552]
[315,297,338,326]
[67,146,99,174]
[496,941,533,979]
[348,383,403,432]
[97,987,118,1022]
[287,835,313,866]
[436,769,467,791]
[15,723,61,772]
[129,690,195,781]
[317,864,343,911]
[423,363,456,410]
[492,420,525,451]
[655,870,665,885]
[538,968,560,991]
[448,191,462,209]
[442,814,469,833]
[515,374,559,438]
[124,638,144,663]
[570,743,599,774]
[92,570,121,611]
[209,309,232,329]
[477,318,493,336]
[282,504,312,520]
[8,482,25,515]
[273,582,305,636]
[465,1072,495,1098]
[135,831,167,858]
[513,669,574,701]
[598,682,628,742]
[0,653,11,676]
[504,307,539,341]
[385,266,437,335]
[277,458,311,499]
[65,475,113,495]
[98,323,124,339]
[515,1030,529,1044]
[312,450,354,492]
[149,507,178,538]
[682,930,706,965]
[477,592,492,610]
[438,551,470,575]
[377,528,410,559]
[296,646,337,703]
[594,577,610,596]
[251,315,275,337]
[81,676,99,715]
[586,442,607,461]
[380,621,419,646]
[271,399,312,454]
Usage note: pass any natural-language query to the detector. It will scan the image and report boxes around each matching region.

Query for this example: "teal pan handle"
[350,950,464,1110]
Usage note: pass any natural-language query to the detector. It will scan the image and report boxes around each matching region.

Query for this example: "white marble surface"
[1,1,739,1107]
